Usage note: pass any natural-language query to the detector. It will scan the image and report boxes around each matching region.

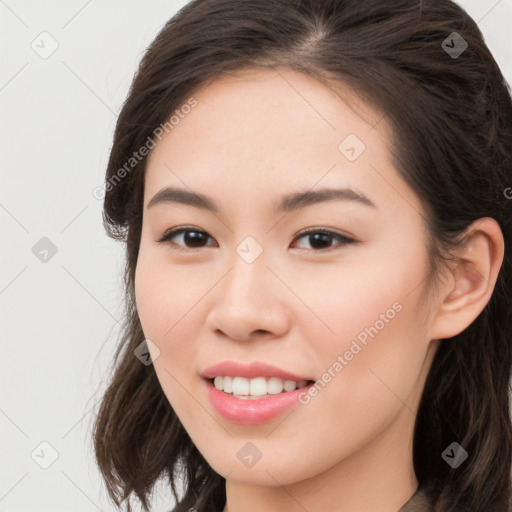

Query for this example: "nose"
[205,251,291,342]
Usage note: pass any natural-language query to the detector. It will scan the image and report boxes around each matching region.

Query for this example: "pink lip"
[203,378,314,425]
[201,360,313,382]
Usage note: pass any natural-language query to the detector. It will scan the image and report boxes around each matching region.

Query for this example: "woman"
[91,1,512,511]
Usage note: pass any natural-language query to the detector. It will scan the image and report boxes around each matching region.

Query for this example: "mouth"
[203,376,317,425]
[206,376,316,399]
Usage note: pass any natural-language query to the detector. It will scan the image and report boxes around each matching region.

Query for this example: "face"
[134,67,439,486]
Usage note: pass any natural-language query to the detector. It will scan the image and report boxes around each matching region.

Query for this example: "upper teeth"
[213,376,309,396]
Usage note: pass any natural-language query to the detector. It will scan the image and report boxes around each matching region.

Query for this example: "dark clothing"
[174,483,512,511]
[398,486,433,512]
[398,485,512,512]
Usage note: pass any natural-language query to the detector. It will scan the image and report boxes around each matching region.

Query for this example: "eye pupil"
[308,232,332,250]
[184,231,207,247]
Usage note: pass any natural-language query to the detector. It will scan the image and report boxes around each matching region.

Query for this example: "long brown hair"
[91,1,512,510]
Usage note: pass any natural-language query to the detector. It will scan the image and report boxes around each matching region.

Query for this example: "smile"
[211,376,312,398]
[204,377,316,425]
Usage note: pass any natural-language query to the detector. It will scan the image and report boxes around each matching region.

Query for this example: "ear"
[430,217,504,340]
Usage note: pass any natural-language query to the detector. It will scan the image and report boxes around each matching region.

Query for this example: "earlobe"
[430,217,504,340]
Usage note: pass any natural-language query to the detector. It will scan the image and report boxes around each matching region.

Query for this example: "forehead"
[152,66,389,152]
[143,66,418,220]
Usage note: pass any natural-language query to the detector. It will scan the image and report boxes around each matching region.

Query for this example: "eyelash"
[155,226,356,253]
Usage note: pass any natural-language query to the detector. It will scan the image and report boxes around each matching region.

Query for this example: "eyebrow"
[146,186,377,213]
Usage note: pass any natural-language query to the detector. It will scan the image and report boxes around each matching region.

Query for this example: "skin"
[134,67,504,512]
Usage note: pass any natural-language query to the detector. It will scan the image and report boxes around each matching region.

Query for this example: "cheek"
[287,296,427,476]
[134,255,166,340]
[134,247,209,380]
[303,258,429,427]
[134,253,202,414]
[134,245,196,339]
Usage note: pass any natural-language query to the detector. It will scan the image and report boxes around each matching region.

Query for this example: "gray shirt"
[185,484,512,511]
[397,486,433,512]
[398,485,512,512]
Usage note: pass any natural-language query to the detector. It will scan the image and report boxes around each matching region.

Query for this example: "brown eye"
[156,227,216,251]
[156,226,356,253]
[292,229,355,252]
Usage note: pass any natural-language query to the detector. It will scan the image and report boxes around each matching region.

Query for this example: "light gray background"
[1,1,511,511]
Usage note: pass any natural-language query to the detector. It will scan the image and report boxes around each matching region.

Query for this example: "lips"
[203,378,316,425]
[201,360,314,382]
